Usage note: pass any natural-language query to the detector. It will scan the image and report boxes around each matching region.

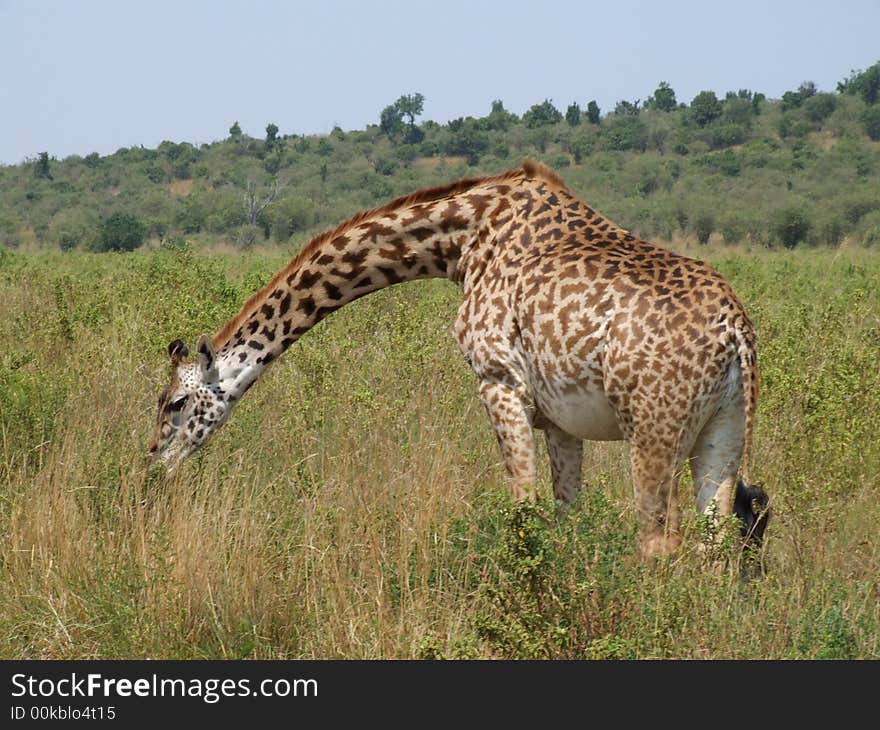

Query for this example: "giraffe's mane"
[211,161,548,351]
[521,157,568,188]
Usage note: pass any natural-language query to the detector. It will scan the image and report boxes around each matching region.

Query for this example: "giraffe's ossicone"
[149,160,769,557]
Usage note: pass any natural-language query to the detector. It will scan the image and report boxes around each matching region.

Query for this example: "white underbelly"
[535,384,623,441]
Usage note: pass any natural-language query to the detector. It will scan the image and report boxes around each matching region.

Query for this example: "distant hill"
[1,65,879,252]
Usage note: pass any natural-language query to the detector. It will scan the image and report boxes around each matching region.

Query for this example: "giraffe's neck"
[211,176,515,399]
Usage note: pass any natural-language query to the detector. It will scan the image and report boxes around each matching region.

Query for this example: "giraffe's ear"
[197,334,218,381]
[168,339,189,365]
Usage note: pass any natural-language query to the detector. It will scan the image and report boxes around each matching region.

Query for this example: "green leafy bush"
[93,212,147,252]
[602,116,648,151]
[772,206,811,248]
[690,90,722,126]
[803,93,837,124]
[522,99,563,128]
[863,105,880,141]
[694,210,716,244]
[472,494,636,659]
[711,123,747,149]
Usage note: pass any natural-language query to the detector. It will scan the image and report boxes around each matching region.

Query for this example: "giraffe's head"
[148,335,231,473]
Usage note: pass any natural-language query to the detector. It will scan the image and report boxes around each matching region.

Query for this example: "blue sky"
[1,0,878,165]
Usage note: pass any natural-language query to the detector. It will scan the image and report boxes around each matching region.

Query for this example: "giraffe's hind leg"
[629,430,685,558]
[689,396,745,519]
[544,423,583,504]
[690,397,771,575]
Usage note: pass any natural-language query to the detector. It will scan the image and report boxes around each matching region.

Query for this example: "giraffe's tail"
[734,319,758,486]
[733,317,771,558]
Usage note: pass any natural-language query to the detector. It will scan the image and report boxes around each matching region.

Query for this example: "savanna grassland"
[2,64,880,658]
[1,240,878,659]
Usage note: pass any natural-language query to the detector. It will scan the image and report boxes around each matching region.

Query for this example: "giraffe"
[149,159,769,557]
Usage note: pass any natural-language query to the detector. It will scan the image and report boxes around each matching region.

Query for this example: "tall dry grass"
[1,244,878,658]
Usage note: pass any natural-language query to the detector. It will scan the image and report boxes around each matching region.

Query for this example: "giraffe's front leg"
[477,381,537,501]
[544,423,583,504]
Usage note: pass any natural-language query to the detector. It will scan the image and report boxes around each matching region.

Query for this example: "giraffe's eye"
[169,396,188,412]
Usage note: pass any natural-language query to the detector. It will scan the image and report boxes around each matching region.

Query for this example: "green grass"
[1,242,878,659]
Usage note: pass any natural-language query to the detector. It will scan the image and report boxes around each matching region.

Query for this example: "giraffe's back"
[510,235,752,445]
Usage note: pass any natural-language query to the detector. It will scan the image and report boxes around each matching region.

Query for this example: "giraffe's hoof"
[510,484,538,502]
[639,533,682,559]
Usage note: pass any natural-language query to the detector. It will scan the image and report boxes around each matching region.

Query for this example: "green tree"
[838,62,880,105]
[694,210,716,244]
[568,135,595,164]
[50,208,96,251]
[523,99,562,128]
[486,99,518,131]
[614,99,640,116]
[649,81,677,112]
[602,116,648,151]
[316,138,333,157]
[395,93,424,126]
[380,104,403,137]
[34,151,52,179]
[722,96,754,128]
[690,91,722,126]
[863,105,880,141]
[396,93,425,142]
[264,195,315,240]
[780,91,801,112]
[445,118,489,164]
[727,89,755,101]
[781,81,818,112]
[373,157,398,176]
[158,140,194,162]
[264,147,285,175]
[772,207,811,248]
[265,123,279,149]
[157,141,198,180]
[228,121,249,152]
[95,212,147,252]
[565,102,581,127]
[140,160,167,183]
[711,124,747,149]
[379,93,425,143]
[798,81,817,100]
[803,93,837,124]
[586,100,600,124]
[394,144,419,168]
[528,126,553,153]
[777,113,811,139]
[752,92,766,114]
